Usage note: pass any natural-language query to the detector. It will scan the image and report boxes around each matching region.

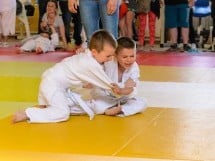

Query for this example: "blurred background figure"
[40,0,67,49]
[38,0,49,33]
[0,0,16,47]
[118,0,137,39]
[211,0,215,48]
[137,0,161,50]
[69,0,120,42]
[59,0,83,50]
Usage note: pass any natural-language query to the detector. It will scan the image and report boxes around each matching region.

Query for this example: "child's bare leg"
[12,110,29,123]
[104,105,122,116]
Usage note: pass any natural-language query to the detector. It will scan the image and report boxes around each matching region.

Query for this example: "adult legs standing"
[38,0,49,33]
[79,0,119,41]
[59,0,82,46]
[165,4,190,51]
[72,8,82,45]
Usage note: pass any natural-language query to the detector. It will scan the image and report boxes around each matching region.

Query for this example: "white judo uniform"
[20,32,59,53]
[91,59,147,116]
[25,49,113,123]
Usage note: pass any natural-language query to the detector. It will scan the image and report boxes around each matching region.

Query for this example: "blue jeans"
[79,0,119,41]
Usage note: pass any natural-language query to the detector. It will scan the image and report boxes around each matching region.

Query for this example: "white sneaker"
[191,43,197,50]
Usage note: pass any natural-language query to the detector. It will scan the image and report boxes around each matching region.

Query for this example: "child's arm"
[111,79,135,96]
[118,78,136,95]
[59,23,67,49]
[40,21,48,31]
[124,78,136,88]
[50,25,59,47]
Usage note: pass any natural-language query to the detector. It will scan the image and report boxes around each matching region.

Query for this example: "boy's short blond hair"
[116,37,136,54]
[89,30,117,52]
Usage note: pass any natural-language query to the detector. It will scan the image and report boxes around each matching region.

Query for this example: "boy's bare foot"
[16,48,23,54]
[16,48,30,54]
[34,105,47,108]
[104,105,122,116]
[12,110,28,123]
[35,47,43,54]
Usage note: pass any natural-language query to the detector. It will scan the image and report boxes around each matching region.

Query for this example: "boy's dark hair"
[89,29,117,52]
[41,25,52,37]
[116,37,136,54]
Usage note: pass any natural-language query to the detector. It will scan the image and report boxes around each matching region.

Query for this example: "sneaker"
[149,45,155,51]
[167,44,179,51]
[183,44,192,52]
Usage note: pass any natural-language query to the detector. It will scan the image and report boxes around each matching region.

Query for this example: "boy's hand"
[124,78,136,88]
[107,0,118,15]
[82,83,93,89]
[68,0,78,13]
[40,21,48,28]
[111,83,121,95]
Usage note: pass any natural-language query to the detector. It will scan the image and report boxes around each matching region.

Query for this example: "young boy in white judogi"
[19,23,59,54]
[90,37,147,116]
[13,30,119,123]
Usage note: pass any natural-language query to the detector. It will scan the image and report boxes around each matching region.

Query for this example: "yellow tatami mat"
[1,61,215,161]
[1,107,215,161]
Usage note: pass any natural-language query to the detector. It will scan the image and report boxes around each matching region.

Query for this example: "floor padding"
[1,48,215,160]
[0,108,215,161]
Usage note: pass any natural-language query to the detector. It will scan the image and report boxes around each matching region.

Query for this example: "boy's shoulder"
[104,59,117,68]
[61,49,96,65]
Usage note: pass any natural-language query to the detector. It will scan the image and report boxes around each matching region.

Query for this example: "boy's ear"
[91,49,98,56]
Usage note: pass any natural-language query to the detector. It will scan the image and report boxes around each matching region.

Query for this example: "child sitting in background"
[18,23,59,54]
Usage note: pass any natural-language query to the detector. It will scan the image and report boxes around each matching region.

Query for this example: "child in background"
[137,0,161,50]
[119,0,128,36]
[90,37,147,116]
[118,0,137,38]
[13,30,118,123]
[18,23,59,54]
[41,0,67,50]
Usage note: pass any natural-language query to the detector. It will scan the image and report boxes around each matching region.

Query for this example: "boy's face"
[92,44,115,64]
[116,48,135,70]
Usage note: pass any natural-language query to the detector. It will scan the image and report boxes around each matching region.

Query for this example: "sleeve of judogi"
[66,50,114,90]
[126,62,140,97]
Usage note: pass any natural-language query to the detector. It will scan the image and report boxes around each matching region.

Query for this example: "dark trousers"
[59,1,82,45]
[189,8,196,44]
[38,0,49,33]
[177,8,196,44]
